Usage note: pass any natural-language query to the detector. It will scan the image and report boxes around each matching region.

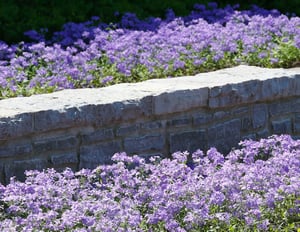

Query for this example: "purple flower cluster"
[0,134,299,231]
[0,3,300,98]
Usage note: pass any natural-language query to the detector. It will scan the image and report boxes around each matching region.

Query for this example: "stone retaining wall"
[0,65,299,184]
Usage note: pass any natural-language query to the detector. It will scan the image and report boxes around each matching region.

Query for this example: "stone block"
[0,163,4,184]
[209,80,261,108]
[207,119,241,154]
[169,130,207,153]
[232,106,249,115]
[34,107,82,132]
[4,159,48,182]
[269,101,292,117]
[141,121,163,131]
[213,111,231,121]
[81,128,114,144]
[271,119,292,134]
[0,113,33,140]
[167,116,191,128]
[193,112,212,126]
[241,116,252,132]
[209,86,222,98]
[261,77,292,100]
[290,75,300,95]
[124,134,164,154]
[33,136,78,154]
[91,98,152,126]
[154,88,208,115]
[116,124,139,137]
[79,141,122,169]
[291,98,300,113]
[50,152,78,166]
[0,142,33,158]
[252,104,267,129]
[294,114,300,134]
[256,129,270,139]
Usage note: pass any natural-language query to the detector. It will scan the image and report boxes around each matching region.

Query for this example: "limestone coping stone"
[0,65,299,118]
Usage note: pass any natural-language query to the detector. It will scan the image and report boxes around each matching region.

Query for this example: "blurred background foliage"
[0,0,300,44]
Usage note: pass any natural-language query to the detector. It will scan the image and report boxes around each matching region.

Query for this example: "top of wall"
[0,65,299,140]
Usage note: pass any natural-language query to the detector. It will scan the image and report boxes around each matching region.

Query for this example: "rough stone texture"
[207,119,241,153]
[252,104,268,129]
[33,136,78,153]
[295,114,300,134]
[0,65,299,183]
[79,141,122,169]
[167,116,192,128]
[82,129,114,144]
[124,134,165,154]
[50,152,78,166]
[0,142,32,158]
[4,159,48,182]
[169,130,207,153]
[271,119,292,134]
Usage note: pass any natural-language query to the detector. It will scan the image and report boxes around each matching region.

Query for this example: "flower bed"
[0,3,300,99]
[0,135,299,231]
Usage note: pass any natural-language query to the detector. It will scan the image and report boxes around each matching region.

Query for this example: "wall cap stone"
[0,65,299,141]
[0,65,299,117]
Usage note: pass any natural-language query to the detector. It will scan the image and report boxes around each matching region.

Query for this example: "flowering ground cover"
[0,134,299,231]
[0,3,300,99]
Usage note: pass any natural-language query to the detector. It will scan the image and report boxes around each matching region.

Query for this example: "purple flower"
[101,75,113,85]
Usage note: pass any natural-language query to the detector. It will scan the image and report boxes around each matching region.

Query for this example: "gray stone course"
[124,134,165,154]
[50,152,78,166]
[79,141,122,169]
[169,130,207,153]
[271,119,292,134]
[81,129,114,144]
[252,104,268,129]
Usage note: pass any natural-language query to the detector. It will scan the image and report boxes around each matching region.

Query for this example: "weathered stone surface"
[207,119,241,153]
[154,88,208,115]
[271,119,292,134]
[33,136,78,153]
[233,106,249,115]
[261,77,292,100]
[79,141,122,169]
[209,80,261,108]
[167,116,192,128]
[124,134,164,154]
[141,121,163,131]
[50,152,78,166]
[116,124,139,137]
[82,128,114,144]
[241,116,252,132]
[269,101,292,117]
[252,104,268,129]
[294,114,300,134]
[0,163,4,184]
[5,159,48,182]
[0,66,298,119]
[0,114,33,140]
[34,107,82,132]
[291,98,300,113]
[213,111,231,121]
[94,98,153,125]
[256,129,270,139]
[0,142,32,158]
[193,112,212,125]
[169,130,207,153]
